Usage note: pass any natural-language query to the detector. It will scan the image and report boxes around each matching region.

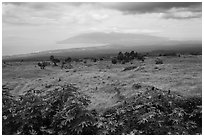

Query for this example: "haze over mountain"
[57,32,171,46]
[57,31,201,47]
[3,31,201,61]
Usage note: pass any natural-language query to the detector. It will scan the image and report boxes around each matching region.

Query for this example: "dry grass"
[2,55,202,111]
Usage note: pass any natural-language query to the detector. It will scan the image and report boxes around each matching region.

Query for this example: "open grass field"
[2,54,202,135]
[3,55,202,111]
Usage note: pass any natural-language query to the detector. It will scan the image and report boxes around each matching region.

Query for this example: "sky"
[2,2,202,55]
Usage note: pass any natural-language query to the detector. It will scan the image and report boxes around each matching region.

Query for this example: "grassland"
[3,55,201,111]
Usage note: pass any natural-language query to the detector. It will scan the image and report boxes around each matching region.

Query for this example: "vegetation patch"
[98,86,202,135]
[122,65,138,71]
[132,83,142,89]
[2,84,201,135]
[155,58,163,64]
[2,84,97,135]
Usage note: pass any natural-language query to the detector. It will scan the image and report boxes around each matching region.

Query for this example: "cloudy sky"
[2,2,202,55]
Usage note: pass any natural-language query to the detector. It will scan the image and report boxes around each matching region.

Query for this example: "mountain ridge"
[57,32,170,45]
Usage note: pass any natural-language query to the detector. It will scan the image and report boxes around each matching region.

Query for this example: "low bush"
[65,57,72,63]
[97,88,202,135]
[122,66,138,71]
[2,84,202,135]
[111,58,117,64]
[117,51,145,63]
[2,85,97,135]
[132,83,142,89]
[155,58,163,64]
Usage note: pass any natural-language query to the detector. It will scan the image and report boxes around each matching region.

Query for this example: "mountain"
[3,32,202,62]
[57,32,170,46]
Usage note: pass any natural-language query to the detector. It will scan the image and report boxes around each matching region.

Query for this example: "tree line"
[112,51,145,64]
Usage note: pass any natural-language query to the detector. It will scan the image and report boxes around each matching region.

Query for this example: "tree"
[50,55,59,66]
[65,57,72,63]
[112,58,117,64]
[93,58,97,62]
[117,52,124,61]
[134,52,138,58]
[129,51,135,59]
[38,62,46,69]
[61,61,66,69]
[50,55,54,61]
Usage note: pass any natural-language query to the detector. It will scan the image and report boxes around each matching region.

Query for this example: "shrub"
[97,88,202,135]
[116,51,145,63]
[137,54,145,62]
[50,55,60,66]
[72,58,80,62]
[93,58,97,62]
[3,84,202,135]
[2,84,97,135]
[65,57,72,63]
[121,61,126,64]
[155,58,163,64]
[111,58,117,64]
[122,66,137,71]
[132,83,142,89]
[38,61,47,69]
[117,52,124,61]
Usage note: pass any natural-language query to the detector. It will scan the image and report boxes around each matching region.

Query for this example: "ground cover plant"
[2,83,202,135]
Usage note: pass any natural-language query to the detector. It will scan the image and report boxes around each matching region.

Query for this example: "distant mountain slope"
[3,42,201,62]
[57,32,170,45]
[3,32,202,61]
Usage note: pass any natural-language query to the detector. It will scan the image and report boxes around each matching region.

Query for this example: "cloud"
[100,2,201,14]
[3,2,61,10]
[2,3,62,25]
[2,2,113,26]
[100,2,202,19]
[89,26,161,34]
[3,2,202,26]
[161,7,202,19]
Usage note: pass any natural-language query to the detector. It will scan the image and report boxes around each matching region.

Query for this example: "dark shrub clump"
[112,58,117,64]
